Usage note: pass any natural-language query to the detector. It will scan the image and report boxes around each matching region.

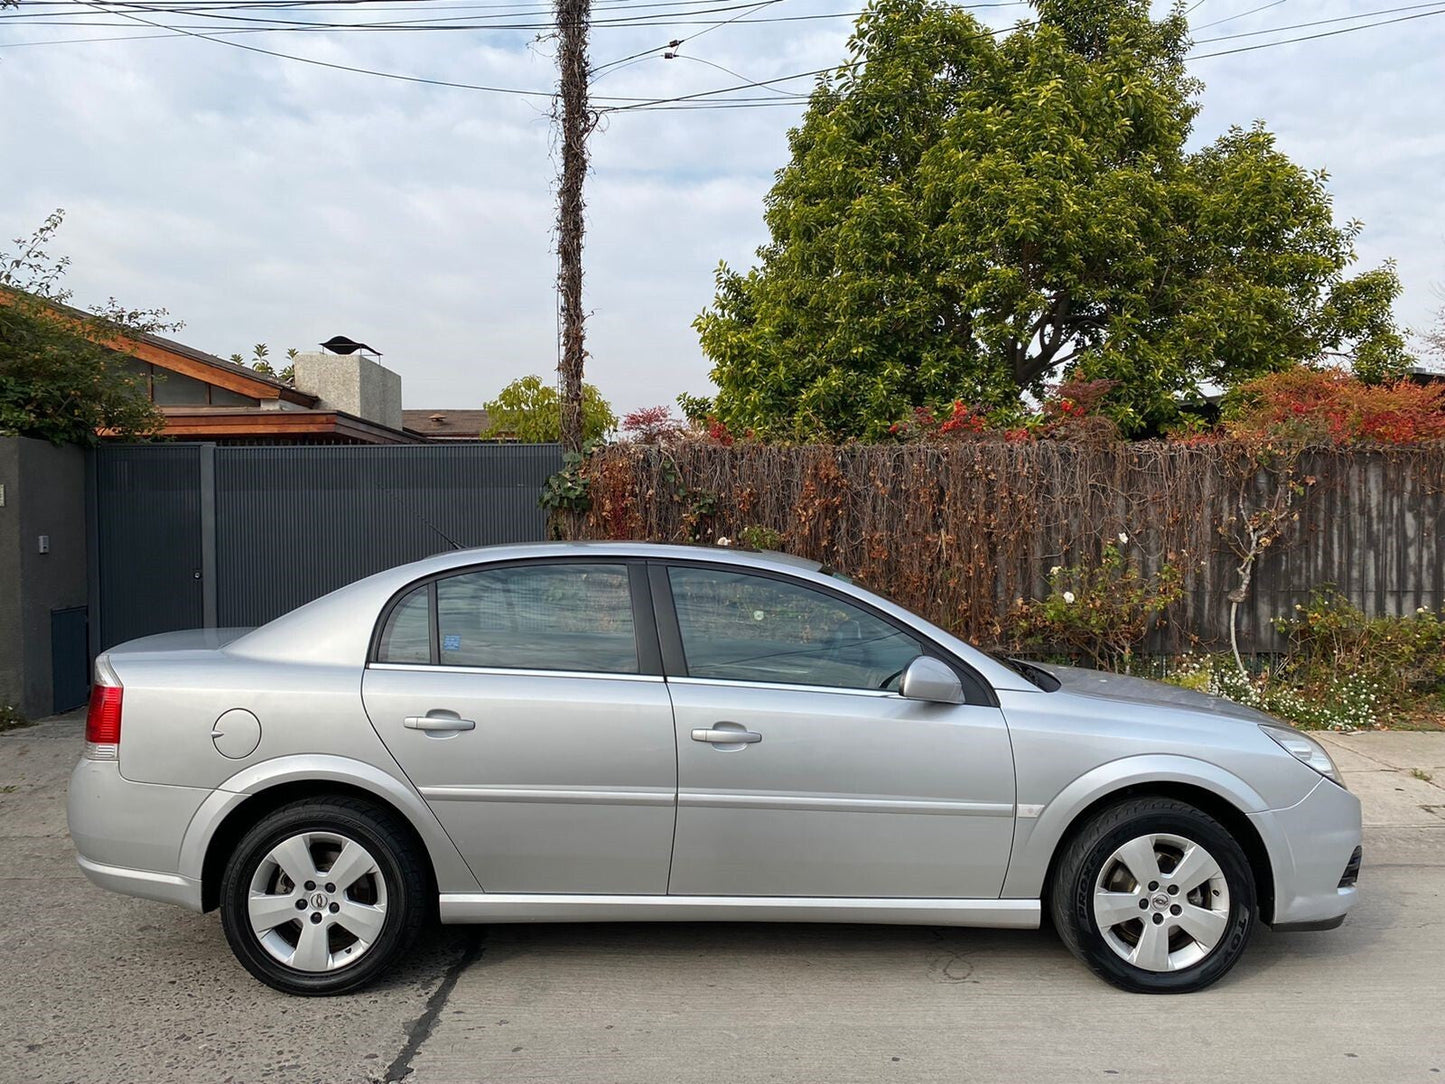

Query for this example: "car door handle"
[404,714,476,732]
[692,727,762,744]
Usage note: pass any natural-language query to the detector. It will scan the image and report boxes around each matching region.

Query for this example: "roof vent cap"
[319,335,381,357]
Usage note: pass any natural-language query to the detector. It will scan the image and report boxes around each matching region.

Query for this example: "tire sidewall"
[220,802,415,996]
[1066,806,1255,994]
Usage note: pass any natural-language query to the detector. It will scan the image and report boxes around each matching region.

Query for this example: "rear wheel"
[1049,797,1256,993]
[219,797,427,995]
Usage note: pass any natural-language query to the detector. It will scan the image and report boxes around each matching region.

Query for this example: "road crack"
[384,931,485,1083]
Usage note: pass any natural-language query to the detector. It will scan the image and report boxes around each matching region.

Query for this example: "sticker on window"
[442,634,462,651]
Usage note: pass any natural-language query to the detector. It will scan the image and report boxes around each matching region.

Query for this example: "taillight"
[84,661,123,760]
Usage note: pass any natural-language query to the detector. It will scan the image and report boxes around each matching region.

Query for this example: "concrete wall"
[0,436,88,719]
[292,352,403,431]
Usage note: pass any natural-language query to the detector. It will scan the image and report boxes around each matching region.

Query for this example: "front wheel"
[1049,797,1256,993]
[219,797,428,995]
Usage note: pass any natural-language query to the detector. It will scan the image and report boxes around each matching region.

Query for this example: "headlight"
[1260,724,1344,787]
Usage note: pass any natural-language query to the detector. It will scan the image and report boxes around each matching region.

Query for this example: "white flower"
[715,536,732,547]
[1118,532,1129,545]
[1049,565,1062,576]
[1062,591,1076,604]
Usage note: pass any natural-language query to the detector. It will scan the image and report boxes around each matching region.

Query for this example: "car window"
[435,562,638,674]
[667,566,923,691]
[377,585,431,664]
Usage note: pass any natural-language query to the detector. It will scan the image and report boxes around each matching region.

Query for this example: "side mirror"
[899,656,965,705]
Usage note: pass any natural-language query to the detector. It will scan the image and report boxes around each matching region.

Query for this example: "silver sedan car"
[68,542,1361,995]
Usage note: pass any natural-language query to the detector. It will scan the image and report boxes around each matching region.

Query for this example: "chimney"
[292,336,403,430]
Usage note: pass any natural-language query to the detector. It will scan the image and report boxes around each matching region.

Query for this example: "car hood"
[1034,663,1278,726]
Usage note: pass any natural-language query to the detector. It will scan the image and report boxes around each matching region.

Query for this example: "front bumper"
[1249,775,1362,929]
[67,759,209,911]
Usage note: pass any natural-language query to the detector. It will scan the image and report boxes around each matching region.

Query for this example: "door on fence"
[50,606,89,713]
[95,446,204,650]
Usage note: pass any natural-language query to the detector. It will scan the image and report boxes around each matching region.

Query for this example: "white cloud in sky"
[2,0,1441,418]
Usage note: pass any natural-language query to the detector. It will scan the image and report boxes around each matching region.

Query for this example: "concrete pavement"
[1,715,1441,1084]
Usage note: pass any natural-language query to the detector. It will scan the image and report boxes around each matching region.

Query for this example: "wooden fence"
[553,442,1445,654]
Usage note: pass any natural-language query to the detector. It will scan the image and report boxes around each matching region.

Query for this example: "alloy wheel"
[1091,832,1231,973]
[247,831,389,973]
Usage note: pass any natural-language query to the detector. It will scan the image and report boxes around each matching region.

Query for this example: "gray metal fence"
[92,443,562,652]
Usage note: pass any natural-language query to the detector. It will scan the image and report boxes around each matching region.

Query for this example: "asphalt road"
[2,715,1442,1084]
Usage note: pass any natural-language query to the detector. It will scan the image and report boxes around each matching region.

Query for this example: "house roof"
[402,409,491,440]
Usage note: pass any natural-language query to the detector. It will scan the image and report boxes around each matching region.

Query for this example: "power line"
[603,16,1033,111]
[1191,0,1288,33]
[1188,3,1445,56]
[57,0,660,97]
[1191,0,1445,44]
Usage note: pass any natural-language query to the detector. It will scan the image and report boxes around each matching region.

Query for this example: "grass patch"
[0,704,31,734]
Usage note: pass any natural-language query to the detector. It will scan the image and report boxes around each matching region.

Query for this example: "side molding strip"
[438,894,1041,928]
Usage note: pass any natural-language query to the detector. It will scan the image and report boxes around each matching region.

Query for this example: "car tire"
[219,797,428,996]
[1049,796,1256,994]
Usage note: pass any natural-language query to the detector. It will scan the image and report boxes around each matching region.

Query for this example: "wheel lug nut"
[1167,884,1179,896]
[295,899,307,911]
[1151,913,1164,925]
[1148,881,1159,892]
[310,912,323,924]
[304,881,316,892]
[329,902,340,913]
[1138,899,1149,910]
[1170,904,1182,916]
[325,883,336,894]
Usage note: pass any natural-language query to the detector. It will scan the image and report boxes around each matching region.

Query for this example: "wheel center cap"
[1152,894,1169,908]
[312,891,328,908]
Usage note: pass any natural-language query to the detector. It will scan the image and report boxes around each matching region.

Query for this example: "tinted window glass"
[377,586,431,664]
[437,563,637,673]
[151,369,210,405]
[668,566,923,690]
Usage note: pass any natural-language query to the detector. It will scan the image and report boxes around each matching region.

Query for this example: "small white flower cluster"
[715,536,732,547]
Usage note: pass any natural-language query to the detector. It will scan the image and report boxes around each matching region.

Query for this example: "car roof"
[417,541,824,574]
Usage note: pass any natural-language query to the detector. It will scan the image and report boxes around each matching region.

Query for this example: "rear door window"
[435,562,639,674]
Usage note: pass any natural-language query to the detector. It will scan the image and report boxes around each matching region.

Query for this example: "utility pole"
[555,0,594,453]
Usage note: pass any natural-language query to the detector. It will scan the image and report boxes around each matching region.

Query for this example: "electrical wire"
[1188,3,1445,56]
[1191,0,1445,44]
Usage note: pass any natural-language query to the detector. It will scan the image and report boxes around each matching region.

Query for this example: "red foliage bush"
[1225,368,1445,445]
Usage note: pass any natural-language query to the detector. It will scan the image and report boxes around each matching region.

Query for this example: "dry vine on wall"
[552,442,1445,657]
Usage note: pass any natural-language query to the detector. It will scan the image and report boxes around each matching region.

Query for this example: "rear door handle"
[691,727,762,744]
[404,714,476,733]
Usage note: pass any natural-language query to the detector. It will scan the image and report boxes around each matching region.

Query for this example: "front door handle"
[692,726,762,744]
[404,713,476,733]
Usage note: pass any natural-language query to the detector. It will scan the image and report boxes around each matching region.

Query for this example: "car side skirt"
[438,894,1040,928]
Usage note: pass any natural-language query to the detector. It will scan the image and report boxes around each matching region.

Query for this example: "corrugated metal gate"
[92,443,562,652]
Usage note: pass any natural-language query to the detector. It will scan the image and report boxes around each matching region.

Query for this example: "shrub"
[1224,367,1445,446]
[1272,591,1445,710]
[1003,541,1183,670]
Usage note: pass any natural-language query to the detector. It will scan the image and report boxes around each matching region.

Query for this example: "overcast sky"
[3,0,1442,416]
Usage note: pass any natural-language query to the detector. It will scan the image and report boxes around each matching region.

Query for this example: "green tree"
[480,374,616,442]
[1,211,172,445]
[696,0,1411,439]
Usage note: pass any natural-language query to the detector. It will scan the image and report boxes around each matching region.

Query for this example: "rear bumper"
[1250,776,1362,929]
[67,759,208,912]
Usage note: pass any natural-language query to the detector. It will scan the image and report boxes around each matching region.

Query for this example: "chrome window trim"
[367,662,665,683]
[664,675,911,700]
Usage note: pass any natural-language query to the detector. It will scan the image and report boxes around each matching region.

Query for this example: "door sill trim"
[438,893,1039,928]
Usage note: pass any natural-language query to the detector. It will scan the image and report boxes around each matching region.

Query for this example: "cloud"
[2,0,1440,419]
